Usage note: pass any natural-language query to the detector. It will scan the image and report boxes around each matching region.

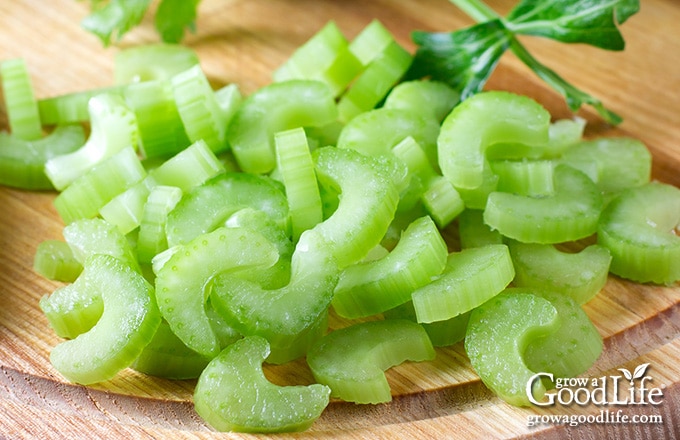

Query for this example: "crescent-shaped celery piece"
[332,215,448,319]
[307,319,435,404]
[33,240,83,283]
[226,80,337,174]
[597,182,680,284]
[114,43,200,84]
[465,290,560,407]
[153,227,279,358]
[49,255,161,385]
[38,86,127,125]
[44,93,139,191]
[383,79,460,122]
[384,301,471,348]
[194,336,330,433]
[483,164,603,244]
[437,90,550,190]
[411,244,515,323]
[508,240,611,305]
[489,159,555,197]
[0,58,42,141]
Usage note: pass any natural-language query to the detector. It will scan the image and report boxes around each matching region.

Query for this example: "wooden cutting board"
[1,0,680,438]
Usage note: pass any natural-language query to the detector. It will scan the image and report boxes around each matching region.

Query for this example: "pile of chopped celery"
[1,19,679,434]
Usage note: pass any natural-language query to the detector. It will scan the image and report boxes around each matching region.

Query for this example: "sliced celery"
[484,164,603,244]
[384,301,470,347]
[489,159,555,197]
[348,20,394,66]
[227,80,337,174]
[114,43,200,84]
[457,209,503,249]
[332,216,448,319]
[194,336,330,433]
[49,255,160,385]
[33,240,83,283]
[38,85,127,125]
[0,58,42,140]
[136,185,183,264]
[455,163,499,210]
[307,319,435,404]
[412,244,515,323]
[597,182,680,284]
[45,93,139,191]
[383,80,460,122]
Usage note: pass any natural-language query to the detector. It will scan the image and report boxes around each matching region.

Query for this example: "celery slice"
[307,319,435,404]
[49,255,160,385]
[597,182,680,284]
[348,20,394,66]
[457,209,503,249]
[489,159,555,197]
[332,216,448,319]
[455,163,499,210]
[0,58,42,140]
[136,185,183,264]
[45,93,139,191]
[484,164,603,244]
[383,79,460,122]
[465,290,560,406]
[194,336,330,433]
[114,43,200,84]
[227,80,337,174]
[412,244,515,323]
[384,301,470,347]
[37,85,127,125]
[33,240,83,283]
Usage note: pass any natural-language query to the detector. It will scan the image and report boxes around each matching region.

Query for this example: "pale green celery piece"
[561,137,652,196]
[465,290,560,407]
[194,336,330,433]
[307,319,435,404]
[137,185,183,264]
[412,244,515,323]
[63,217,141,273]
[348,20,395,66]
[273,21,363,97]
[312,146,400,269]
[214,83,242,129]
[438,91,550,190]
[114,43,200,84]
[153,227,279,358]
[332,216,448,319]
[484,164,603,244]
[337,41,413,122]
[0,124,85,190]
[131,319,213,380]
[455,163,499,210]
[0,58,42,140]
[304,120,344,149]
[227,80,338,174]
[38,85,127,125]
[98,180,151,234]
[380,203,430,251]
[508,240,611,305]
[383,80,460,122]
[517,287,603,379]
[54,146,146,224]
[205,302,243,350]
[166,172,289,247]
[45,93,139,191]
[210,228,338,364]
[597,182,680,284]
[457,209,503,249]
[384,301,470,347]
[124,79,189,159]
[33,240,83,283]
[49,255,160,385]
[274,127,323,240]
[489,159,555,197]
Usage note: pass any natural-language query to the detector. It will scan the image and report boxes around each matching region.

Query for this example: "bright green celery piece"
[114,43,200,84]
[484,164,603,244]
[274,127,323,240]
[137,185,183,264]
[100,139,224,234]
[123,79,189,159]
[273,21,363,97]
[597,182,680,284]
[348,20,395,66]
[227,79,337,174]
[33,240,83,283]
[465,290,560,407]
[457,209,503,249]
[412,244,515,323]
[194,336,330,433]
[172,65,240,154]
[455,163,499,210]
[49,254,160,385]
[438,90,550,190]
[384,301,471,347]
[307,319,435,404]
[0,58,42,141]
[516,287,603,379]
[153,227,279,358]
[165,172,289,247]
[54,146,146,224]
[561,137,652,196]
[0,124,85,190]
[44,93,140,191]
[37,85,127,125]
[508,240,611,305]
[337,41,412,122]
[383,80,460,122]
[332,215,448,319]
[489,159,555,197]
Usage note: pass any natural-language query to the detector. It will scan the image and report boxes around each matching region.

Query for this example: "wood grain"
[1,0,680,438]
